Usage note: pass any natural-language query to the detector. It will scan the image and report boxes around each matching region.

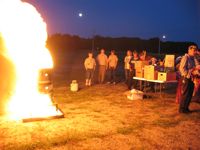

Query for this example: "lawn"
[0,51,200,150]
[0,78,200,150]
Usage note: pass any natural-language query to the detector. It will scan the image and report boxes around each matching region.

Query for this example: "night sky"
[27,0,200,45]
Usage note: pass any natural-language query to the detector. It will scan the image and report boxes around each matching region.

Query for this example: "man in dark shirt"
[179,45,200,113]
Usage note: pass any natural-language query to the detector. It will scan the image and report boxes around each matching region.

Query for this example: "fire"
[0,0,63,120]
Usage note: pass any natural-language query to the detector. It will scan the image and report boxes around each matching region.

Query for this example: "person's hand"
[196,65,200,70]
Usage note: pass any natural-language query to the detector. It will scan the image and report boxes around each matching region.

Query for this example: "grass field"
[0,51,200,150]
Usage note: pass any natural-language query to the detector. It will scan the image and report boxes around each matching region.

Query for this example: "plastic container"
[70,80,78,92]
[127,89,143,100]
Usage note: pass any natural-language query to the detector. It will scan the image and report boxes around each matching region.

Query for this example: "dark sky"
[27,0,200,45]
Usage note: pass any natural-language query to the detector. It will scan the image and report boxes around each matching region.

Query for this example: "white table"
[133,77,177,98]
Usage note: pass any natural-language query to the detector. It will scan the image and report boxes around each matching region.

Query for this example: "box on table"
[134,61,149,70]
[157,72,176,81]
[135,68,144,78]
[164,67,175,72]
[144,65,158,80]
[164,55,175,68]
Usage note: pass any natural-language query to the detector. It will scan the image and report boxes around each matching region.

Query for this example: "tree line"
[46,34,196,54]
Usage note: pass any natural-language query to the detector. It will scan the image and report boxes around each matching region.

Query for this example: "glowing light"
[78,13,83,17]
[0,0,62,120]
[162,35,166,39]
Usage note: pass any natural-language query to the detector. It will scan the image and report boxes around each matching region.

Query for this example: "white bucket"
[70,80,78,92]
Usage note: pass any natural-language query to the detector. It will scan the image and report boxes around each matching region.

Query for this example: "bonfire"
[0,0,64,122]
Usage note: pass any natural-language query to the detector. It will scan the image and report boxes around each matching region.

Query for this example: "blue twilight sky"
[27,0,200,45]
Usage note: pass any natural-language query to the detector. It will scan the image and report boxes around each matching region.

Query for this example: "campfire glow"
[0,0,63,121]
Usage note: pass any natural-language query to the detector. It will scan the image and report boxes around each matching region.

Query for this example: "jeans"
[108,67,116,83]
[125,69,130,83]
[179,77,194,112]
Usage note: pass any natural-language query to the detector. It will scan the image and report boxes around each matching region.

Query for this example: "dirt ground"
[0,80,200,150]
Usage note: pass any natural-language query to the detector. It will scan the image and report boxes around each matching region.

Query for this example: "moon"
[78,13,83,17]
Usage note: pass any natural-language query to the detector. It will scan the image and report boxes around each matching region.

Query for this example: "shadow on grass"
[117,122,144,135]
[152,119,180,128]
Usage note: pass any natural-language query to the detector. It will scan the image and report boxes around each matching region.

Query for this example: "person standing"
[175,56,182,104]
[96,49,108,84]
[84,52,96,86]
[148,57,158,92]
[127,50,139,90]
[124,50,132,83]
[139,50,147,61]
[193,49,200,102]
[107,50,118,84]
[179,45,200,113]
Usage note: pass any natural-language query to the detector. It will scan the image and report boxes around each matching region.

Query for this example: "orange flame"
[0,0,62,120]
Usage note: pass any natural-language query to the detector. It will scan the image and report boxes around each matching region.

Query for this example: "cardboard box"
[134,61,149,70]
[144,65,158,80]
[135,69,144,78]
[164,55,175,68]
[157,72,176,81]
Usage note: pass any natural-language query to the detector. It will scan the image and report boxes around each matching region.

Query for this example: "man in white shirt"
[84,52,96,86]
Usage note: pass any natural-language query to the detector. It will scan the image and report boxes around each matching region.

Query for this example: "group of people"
[124,49,157,90]
[84,49,118,86]
[84,48,157,89]
[84,45,200,114]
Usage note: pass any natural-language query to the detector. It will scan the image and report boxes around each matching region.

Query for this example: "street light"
[92,30,95,53]
[158,35,166,54]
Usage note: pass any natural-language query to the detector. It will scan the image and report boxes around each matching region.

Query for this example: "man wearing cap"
[179,45,200,113]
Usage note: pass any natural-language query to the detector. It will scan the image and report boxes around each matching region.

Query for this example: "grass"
[117,122,144,135]
[152,118,180,128]
[0,52,200,149]
[0,78,200,150]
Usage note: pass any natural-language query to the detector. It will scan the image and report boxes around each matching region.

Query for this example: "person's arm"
[93,59,96,70]
[129,57,133,71]
[179,56,189,77]
[124,56,127,63]
[115,55,118,69]
[179,55,195,78]
[195,58,200,67]
[106,55,108,69]
[84,58,88,70]
[96,55,100,65]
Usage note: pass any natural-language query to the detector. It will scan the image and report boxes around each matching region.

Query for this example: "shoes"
[179,109,192,114]
[186,109,192,113]
[113,82,116,85]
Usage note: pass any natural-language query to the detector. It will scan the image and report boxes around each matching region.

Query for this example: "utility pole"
[158,35,166,55]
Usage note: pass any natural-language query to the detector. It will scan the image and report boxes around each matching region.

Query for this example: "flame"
[0,0,62,120]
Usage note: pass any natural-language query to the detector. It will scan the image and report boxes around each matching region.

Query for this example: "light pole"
[158,35,166,54]
[91,30,95,53]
